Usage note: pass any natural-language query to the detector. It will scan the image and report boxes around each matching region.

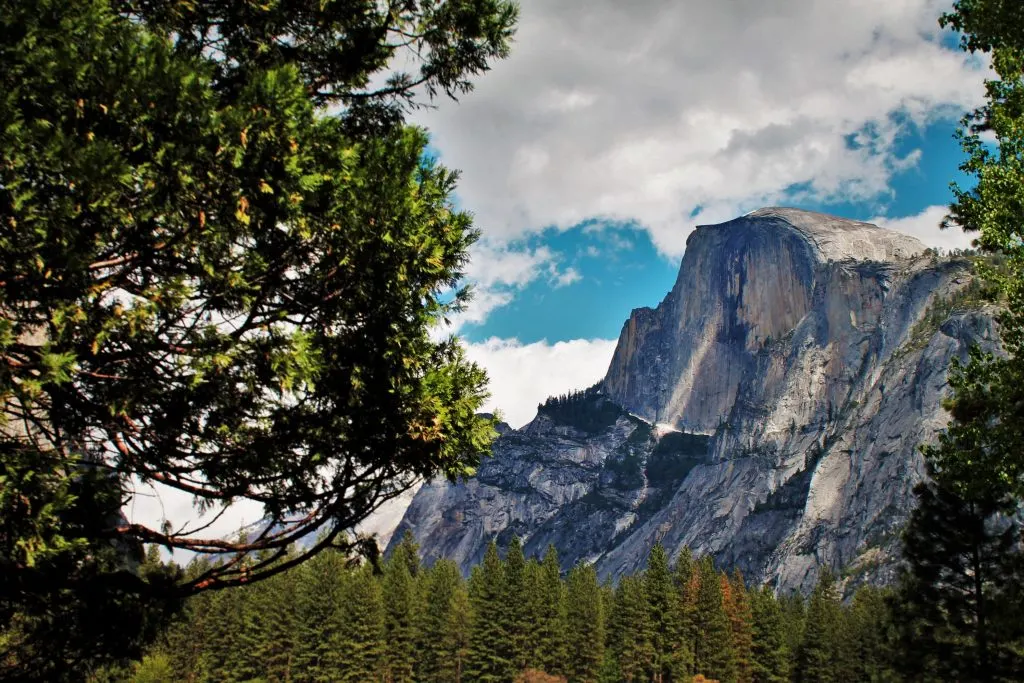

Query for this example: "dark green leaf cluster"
[893,458,1024,681]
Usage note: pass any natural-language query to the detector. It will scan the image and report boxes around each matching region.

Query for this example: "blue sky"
[459,116,975,347]
[402,0,991,427]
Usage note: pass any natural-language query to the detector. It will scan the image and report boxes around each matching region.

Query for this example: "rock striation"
[390,208,997,594]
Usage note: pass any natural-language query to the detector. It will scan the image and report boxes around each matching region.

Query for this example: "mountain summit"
[390,208,995,593]
[604,207,926,432]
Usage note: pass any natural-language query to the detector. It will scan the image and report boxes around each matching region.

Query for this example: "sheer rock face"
[390,208,997,594]
[603,207,927,432]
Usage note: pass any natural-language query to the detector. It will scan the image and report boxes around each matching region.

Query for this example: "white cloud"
[414,0,987,258]
[439,239,587,331]
[553,266,582,288]
[979,128,998,145]
[439,287,514,336]
[873,204,977,252]
[464,337,618,427]
[464,241,557,289]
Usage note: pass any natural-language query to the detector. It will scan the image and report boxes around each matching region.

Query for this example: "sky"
[417,0,989,429]
[130,0,998,546]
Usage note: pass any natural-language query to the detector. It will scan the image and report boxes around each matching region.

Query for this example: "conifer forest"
[103,535,897,683]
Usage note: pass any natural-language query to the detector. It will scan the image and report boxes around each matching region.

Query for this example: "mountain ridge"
[389,208,996,594]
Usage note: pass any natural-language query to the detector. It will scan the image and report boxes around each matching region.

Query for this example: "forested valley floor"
[98,534,896,683]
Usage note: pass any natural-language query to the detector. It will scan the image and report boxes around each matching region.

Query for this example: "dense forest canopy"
[98,537,896,683]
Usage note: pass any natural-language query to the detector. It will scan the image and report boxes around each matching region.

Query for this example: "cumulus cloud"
[438,287,514,336]
[415,0,987,257]
[439,238,585,333]
[464,337,619,427]
[872,204,977,252]
[553,266,582,288]
[464,241,557,289]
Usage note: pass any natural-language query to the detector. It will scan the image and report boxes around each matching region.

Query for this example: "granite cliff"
[389,208,997,594]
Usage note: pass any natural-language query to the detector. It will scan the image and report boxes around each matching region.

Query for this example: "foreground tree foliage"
[0,0,516,677]
[892,2,1024,682]
[104,538,899,683]
[931,2,1024,502]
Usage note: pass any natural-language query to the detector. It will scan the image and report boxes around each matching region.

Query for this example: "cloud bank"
[464,337,619,428]
[872,204,976,252]
[415,0,985,258]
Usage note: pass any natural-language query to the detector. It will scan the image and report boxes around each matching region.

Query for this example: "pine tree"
[832,607,860,683]
[609,575,654,683]
[229,583,268,681]
[533,546,569,675]
[597,579,620,683]
[387,532,428,682]
[694,557,736,683]
[420,559,468,683]
[294,549,348,681]
[420,559,457,682]
[467,541,514,682]
[196,575,251,682]
[778,591,806,678]
[845,585,898,683]
[674,547,699,678]
[246,563,300,682]
[644,543,683,682]
[749,586,789,683]
[894,472,1024,681]
[445,577,475,683]
[340,564,386,683]
[797,568,842,683]
[381,533,422,683]
[161,560,213,682]
[724,569,754,683]
[391,530,423,580]
[504,536,532,674]
[566,562,605,683]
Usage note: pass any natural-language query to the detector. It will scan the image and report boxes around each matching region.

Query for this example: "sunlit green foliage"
[1,0,516,677]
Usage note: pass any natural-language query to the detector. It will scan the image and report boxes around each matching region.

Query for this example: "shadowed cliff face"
[390,208,997,594]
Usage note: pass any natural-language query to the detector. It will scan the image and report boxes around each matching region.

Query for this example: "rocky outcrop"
[390,208,997,594]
